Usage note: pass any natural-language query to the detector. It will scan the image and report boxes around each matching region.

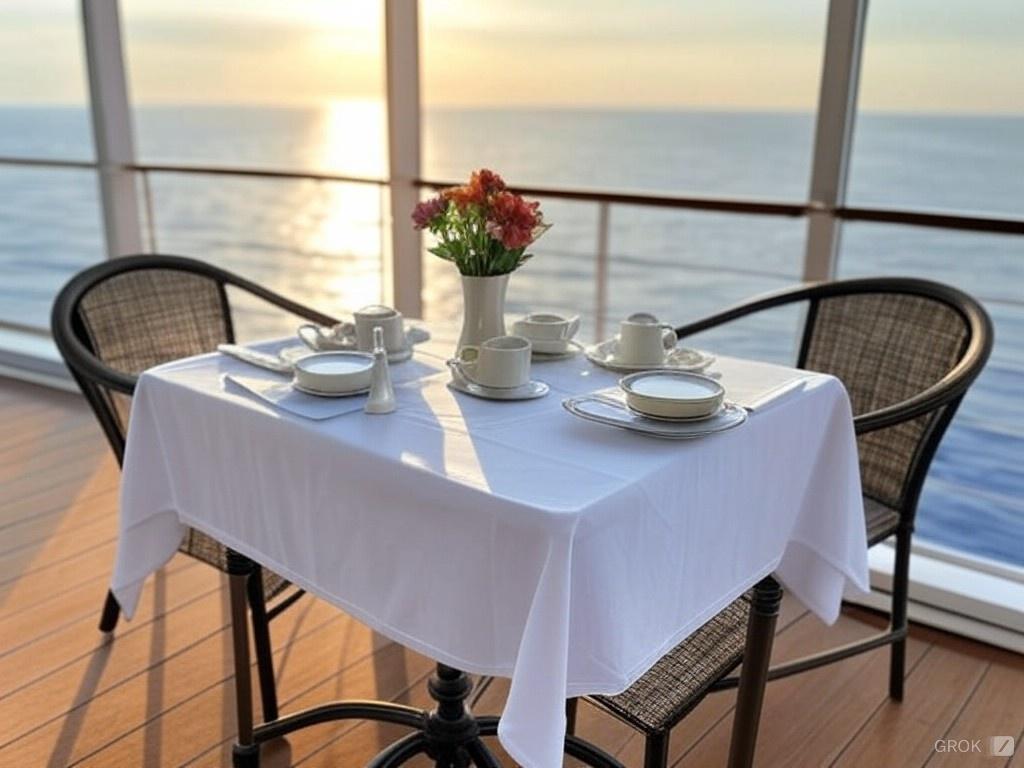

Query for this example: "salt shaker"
[364,326,396,414]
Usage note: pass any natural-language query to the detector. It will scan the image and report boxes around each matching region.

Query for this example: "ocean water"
[0,104,1021,566]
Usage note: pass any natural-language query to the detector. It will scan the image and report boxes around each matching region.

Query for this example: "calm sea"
[1,104,1021,566]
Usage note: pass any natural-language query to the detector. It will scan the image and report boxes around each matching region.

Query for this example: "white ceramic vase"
[457,273,509,353]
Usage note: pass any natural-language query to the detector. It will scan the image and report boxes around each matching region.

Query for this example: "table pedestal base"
[228,560,623,767]
[233,663,624,768]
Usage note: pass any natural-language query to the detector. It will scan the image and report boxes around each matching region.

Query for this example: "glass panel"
[144,173,383,340]
[0,1,93,160]
[838,223,1024,567]
[422,203,805,363]
[0,2,97,331]
[0,168,105,329]
[607,208,805,363]
[849,1,1024,217]
[123,1,386,176]
[421,1,827,199]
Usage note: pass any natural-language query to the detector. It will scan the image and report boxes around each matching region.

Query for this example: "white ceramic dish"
[585,338,715,373]
[562,396,746,439]
[619,371,724,420]
[625,402,724,422]
[292,381,370,398]
[292,352,374,393]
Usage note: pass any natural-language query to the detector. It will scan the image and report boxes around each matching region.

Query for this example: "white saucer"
[527,338,584,356]
[447,375,549,401]
[584,338,715,373]
[563,397,746,439]
[531,339,584,361]
[292,382,370,398]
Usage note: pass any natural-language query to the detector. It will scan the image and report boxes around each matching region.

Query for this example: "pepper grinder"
[364,326,396,414]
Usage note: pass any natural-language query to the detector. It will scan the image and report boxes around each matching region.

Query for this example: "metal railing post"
[803,0,869,281]
[80,0,144,258]
[594,202,611,340]
[140,170,158,252]
[384,0,424,317]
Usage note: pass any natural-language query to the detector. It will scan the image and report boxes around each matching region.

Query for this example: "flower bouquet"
[412,169,550,349]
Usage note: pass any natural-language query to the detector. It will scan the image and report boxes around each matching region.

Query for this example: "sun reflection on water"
[295,99,388,312]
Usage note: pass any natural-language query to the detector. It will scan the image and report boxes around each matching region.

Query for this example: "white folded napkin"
[224,374,367,420]
[714,358,811,411]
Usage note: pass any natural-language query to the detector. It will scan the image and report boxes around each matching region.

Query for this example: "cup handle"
[448,357,483,387]
[459,346,480,363]
[660,324,678,350]
[297,324,326,350]
[565,315,581,339]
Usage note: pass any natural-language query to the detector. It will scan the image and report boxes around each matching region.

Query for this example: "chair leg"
[98,589,121,632]
[566,697,579,736]
[247,567,279,722]
[889,526,912,702]
[643,731,670,768]
[727,576,782,768]
[227,552,260,768]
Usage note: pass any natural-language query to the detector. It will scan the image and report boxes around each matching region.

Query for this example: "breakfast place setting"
[103,170,871,768]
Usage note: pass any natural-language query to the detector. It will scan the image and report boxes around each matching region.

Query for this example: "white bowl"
[619,371,724,420]
[293,351,374,393]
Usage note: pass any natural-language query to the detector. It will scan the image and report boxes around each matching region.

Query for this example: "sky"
[1,0,1022,113]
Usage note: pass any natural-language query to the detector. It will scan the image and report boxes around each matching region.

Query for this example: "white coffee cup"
[616,312,677,366]
[352,305,406,352]
[299,305,406,353]
[454,335,532,389]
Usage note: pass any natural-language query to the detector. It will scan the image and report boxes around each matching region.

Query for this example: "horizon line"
[1,102,1022,118]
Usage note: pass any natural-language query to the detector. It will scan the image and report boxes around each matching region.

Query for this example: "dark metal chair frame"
[51,253,339,723]
[678,277,993,698]
[569,277,992,768]
[49,256,642,767]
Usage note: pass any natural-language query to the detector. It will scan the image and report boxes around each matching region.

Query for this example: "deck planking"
[0,377,1021,767]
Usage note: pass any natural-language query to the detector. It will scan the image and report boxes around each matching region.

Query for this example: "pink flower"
[411,196,446,229]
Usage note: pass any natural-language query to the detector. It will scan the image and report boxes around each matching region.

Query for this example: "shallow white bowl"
[293,351,374,394]
[620,371,724,420]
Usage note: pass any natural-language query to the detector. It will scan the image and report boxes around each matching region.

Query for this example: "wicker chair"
[572,277,992,767]
[51,254,339,722]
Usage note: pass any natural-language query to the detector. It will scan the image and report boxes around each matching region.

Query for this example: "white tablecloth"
[113,333,868,768]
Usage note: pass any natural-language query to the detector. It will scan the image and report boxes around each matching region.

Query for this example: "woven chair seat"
[181,528,290,600]
[588,594,751,734]
[864,495,901,545]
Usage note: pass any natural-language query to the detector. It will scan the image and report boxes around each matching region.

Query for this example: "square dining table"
[111,325,869,768]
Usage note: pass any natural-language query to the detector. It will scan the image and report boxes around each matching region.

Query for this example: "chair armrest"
[674,283,819,339]
[225,274,339,328]
[67,354,138,395]
[854,379,963,434]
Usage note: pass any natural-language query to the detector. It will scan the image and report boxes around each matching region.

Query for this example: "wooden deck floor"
[1,376,1022,768]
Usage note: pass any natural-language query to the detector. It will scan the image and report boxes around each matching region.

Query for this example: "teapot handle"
[660,324,678,350]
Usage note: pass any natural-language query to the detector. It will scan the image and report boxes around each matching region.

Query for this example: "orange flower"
[442,168,506,210]
[471,168,506,196]
[442,184,481,209]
